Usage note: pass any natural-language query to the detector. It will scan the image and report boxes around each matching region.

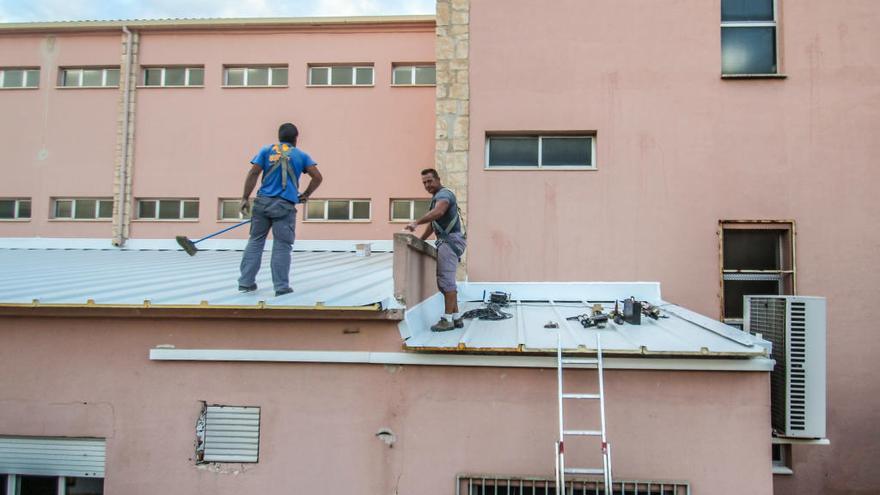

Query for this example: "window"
[772,442,793,475]
[457,475,689,495]
[308,65,374,86]
[305,199,371,221]
[218,198,252,220]
[0,68,39,88]
[392,64,436,85]
[59,68,120,87]
[196,404,261,463]
[721,0,778,75]
[137,199,199,220]
[0,436,105,494]
[486,135,595,169]
[0,198,31,219]
[52,198,113,220]
[223,66,287,87]
[720,220,795,325]
[390,199,430,222]
[143,66,204,87]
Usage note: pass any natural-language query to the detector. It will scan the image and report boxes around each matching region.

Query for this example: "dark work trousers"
[238,196,297,291]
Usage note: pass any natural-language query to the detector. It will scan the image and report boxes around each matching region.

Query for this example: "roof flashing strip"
[149,348,774,372]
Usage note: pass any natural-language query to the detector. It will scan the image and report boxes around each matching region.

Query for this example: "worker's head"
[420,168,441,194]
[278,123,299,144]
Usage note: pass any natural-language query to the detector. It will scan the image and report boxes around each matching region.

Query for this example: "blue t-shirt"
[251,142,317,204]
[431,187,461,234]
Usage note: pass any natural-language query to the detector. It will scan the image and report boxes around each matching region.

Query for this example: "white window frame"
[485,135,597,170]
[59,67,120,88]
[0,68,40,89]
[136,198,200,221]
[142,66,204,87]
[218,198,252,221]
[51,198,113,221]
[390,198,430,222]
[391,64,436,86]
[308,65,374,86]
[721,0,780,76]
[0,198,31,220]
[304,199,372,222]
[222,66,288,87]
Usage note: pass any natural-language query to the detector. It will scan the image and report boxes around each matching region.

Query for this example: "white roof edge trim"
[149,348,774,372]
[0,237,395,252]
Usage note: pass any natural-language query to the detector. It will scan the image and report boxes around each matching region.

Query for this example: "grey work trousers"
[238,196,297,291]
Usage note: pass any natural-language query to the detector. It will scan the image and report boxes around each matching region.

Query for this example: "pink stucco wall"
[0,23,434,240]
[466,2,880,494]
[0,33,120,237]
[0,317,771,494]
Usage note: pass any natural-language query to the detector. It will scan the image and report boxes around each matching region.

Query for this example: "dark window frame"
[719,220,796,323]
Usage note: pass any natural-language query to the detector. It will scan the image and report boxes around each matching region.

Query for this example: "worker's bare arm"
[298,165,323,202]
[240,164,263,215]
[404,199,449,234]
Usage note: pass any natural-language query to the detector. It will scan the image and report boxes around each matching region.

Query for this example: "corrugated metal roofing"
[0,15,435,32]
[0,248,397,310]
[400,283,771,357]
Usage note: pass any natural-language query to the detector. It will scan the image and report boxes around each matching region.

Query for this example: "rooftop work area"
[0,239,399,313]
[401,282,771,358]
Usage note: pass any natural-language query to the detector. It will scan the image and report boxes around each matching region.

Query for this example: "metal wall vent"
[744,296,826,439]
[457,474,689,494]
[196,404,261,463]
[0,436,106,477]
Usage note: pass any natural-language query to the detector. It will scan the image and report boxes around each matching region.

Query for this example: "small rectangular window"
[309,65,374,86]
[0,68,40,88]
[390,199,431,222]
[720,220,795,323]
[0,198,31,219]
[304,199,371,221]
[721,0,778,75]
[223,66,287,87]
[219,198,252,220]
[60,67,120,88]
[486,135,595,169]
[51,198,113,220]
[136,199,199,220]
[392,64,436,85]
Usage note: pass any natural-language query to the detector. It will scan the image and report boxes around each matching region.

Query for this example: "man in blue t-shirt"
[405,168,467,332]
[238,122,323,296]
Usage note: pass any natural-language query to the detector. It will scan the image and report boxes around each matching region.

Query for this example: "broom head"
[175,236,198,256]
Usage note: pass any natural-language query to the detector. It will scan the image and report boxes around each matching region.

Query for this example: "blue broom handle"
[194,219,252,244]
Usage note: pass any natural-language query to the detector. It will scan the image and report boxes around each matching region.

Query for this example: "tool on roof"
[462,302,512,321]
[175,219,252,256]
[566,304,609,329]
[555,333,613,494]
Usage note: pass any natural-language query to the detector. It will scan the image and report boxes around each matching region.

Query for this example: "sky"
[0,0,436,23]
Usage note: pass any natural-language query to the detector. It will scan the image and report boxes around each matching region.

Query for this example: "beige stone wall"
[112,30,138,246]
[435,0,469,278]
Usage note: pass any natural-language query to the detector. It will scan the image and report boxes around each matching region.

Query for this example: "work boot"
[430,318,455,332]
[239,284,257,293]
[454,318,464,329]
[275,287,294,297]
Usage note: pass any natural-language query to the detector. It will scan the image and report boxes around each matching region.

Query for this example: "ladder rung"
[562,393,601,399]
[563,429,602,436]
[561,358,599,365]
[564,468,605,475]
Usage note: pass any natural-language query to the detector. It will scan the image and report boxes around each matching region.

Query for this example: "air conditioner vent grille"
[748,297,787,431]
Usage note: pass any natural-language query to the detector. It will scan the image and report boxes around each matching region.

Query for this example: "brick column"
[435,0,470,279]
[112,29,139,246]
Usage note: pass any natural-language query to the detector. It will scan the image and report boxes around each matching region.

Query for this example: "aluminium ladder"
[555,333,613,495]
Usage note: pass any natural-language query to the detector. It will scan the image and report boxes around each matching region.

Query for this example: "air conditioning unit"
[744,295,826,439]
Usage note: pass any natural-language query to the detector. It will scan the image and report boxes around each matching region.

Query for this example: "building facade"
[1,1,879,494]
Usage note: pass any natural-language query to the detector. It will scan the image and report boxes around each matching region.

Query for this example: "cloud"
[0,0,435,22]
